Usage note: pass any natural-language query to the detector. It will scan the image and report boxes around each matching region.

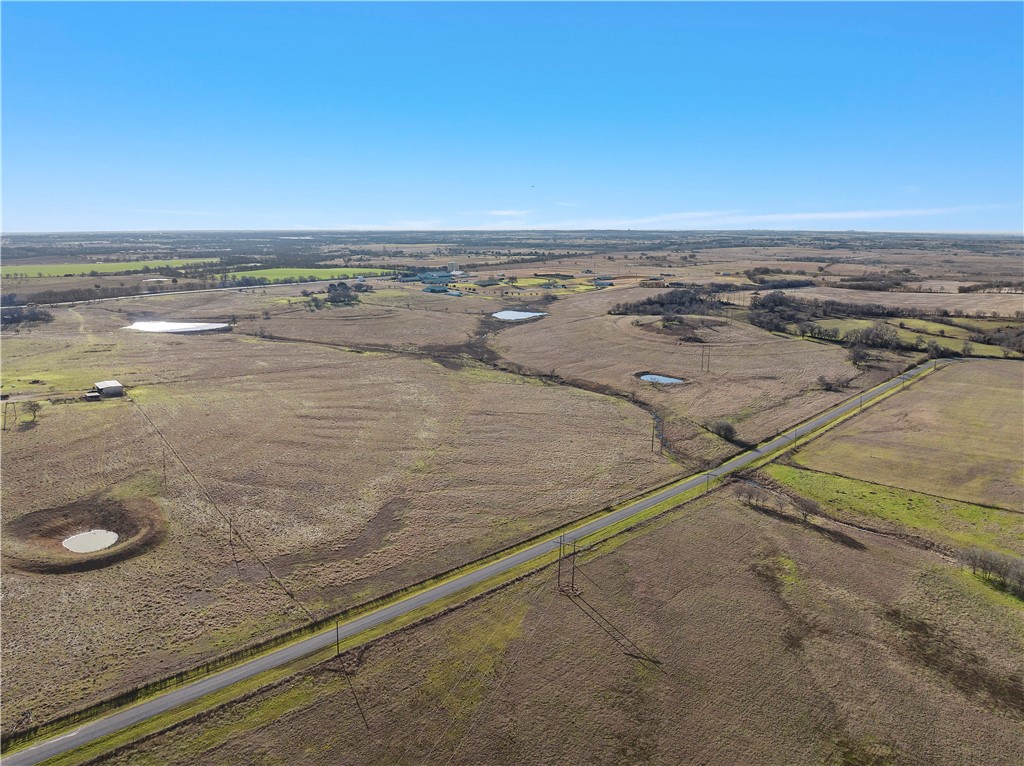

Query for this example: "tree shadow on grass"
[748,502,868,551]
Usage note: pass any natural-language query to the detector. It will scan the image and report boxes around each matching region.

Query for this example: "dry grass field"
[4,237,1022,758]
[96,491,1024,766]
[1,295,679,731]
[492,285,904,467]
[773,285,1024,316]
[789,360,1024,511]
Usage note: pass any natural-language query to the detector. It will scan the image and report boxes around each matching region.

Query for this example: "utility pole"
[557,534,564,590]
[570,540,578,594]
[336,620,340,656]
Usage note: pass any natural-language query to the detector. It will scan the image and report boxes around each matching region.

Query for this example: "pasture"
[92,491,1024,766]
[765,465,1024,555]
[774,285,1024,317]
[0,259,216,278]
[0,293,678,731]
[224,267,391,281]
[492,284,905,467]
[787,360,1023,511]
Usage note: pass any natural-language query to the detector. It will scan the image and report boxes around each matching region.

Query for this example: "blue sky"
[3,2,1022,232]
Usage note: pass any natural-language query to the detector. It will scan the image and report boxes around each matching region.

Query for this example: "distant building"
[94,380,124,397]
[594,280,615,287]
[423,285,449,293]
[419,272,453,284]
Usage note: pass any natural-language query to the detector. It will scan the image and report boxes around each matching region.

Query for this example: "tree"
[961,339,974,357]
[792,495,821,522]
[847,344,870,366]
[706,419,736,442]
[24,401,41,422]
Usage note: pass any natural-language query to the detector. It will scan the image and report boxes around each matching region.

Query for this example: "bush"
[706,419,736,441]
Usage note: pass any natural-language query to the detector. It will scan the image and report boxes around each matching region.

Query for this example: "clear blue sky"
[3,2,1022,232]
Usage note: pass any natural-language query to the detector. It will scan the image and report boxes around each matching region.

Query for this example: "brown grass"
[492,285,903,465]
[0,295,678,731]
[94,491,1024,766]
[791,360,1024,510]
[773,285,1024,316]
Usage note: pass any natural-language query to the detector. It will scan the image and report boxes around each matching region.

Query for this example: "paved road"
[3,360,938,766]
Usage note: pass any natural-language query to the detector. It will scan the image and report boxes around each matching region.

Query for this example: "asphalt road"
[3,360,937,766]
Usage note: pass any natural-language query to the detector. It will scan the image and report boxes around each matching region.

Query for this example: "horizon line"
[3,227,1022,237]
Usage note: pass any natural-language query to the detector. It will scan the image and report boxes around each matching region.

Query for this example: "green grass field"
[765,464,1024,555]
[225,267,391,281]
[1,259,217,278]
[802,318,1009,357]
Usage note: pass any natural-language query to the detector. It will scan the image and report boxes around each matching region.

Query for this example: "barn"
[94,380,124,397]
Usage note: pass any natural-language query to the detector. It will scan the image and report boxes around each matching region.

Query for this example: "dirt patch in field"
[3,496,166,573]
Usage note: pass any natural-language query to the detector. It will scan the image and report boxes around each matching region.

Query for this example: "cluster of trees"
[747,291,807,331]
[834,271,912,292]
[748,291,1013,358]
[302,281,372,311]
[957,280,1024,294]
[735,482,822,522]
[960,548,1024,599]
[609,287,720,317]
[0,305,53,328]
[741,267,815,290]
[965,323,1024,354]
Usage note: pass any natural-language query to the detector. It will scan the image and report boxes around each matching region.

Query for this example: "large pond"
[639,373,685,384]
[125,321,230,333]
[492,310,547,321]
[63,529,119,553]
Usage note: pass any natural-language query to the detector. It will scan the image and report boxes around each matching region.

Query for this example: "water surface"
[640,374,684,384]
[126,321,229,333]
[492,310,547,321]
[63,529,119,553]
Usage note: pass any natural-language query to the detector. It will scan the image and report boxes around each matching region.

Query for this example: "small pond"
[492,310,547,321]
[639,373,685,384]
[63,529,119,553]
[125,321,230,333]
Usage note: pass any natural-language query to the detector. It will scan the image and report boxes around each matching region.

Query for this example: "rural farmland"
[2,229,1021,766]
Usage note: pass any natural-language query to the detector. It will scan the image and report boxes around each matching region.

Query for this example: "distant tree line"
[957,280,1024,294]
[0,305,53,327]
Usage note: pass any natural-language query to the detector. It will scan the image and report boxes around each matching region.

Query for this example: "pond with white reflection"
[63,529,119,553]
[126,321,230,333]
[492,310,547,321]
[640,374,684,384]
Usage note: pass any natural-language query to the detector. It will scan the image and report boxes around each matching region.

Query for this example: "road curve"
[3,360,938,766]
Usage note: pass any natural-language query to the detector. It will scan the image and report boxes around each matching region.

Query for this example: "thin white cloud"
[120,208,219,216]
[523,204,1011,230]
[486,209,532,217]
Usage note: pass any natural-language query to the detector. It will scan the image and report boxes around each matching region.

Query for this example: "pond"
[125,321,230,333]
[63,529,119,553]
[492,310,547,321]
[639,373,685,384]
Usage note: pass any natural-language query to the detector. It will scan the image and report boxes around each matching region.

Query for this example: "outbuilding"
[94,380,124,397]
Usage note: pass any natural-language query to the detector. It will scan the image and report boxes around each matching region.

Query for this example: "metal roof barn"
[94,380,124,397]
